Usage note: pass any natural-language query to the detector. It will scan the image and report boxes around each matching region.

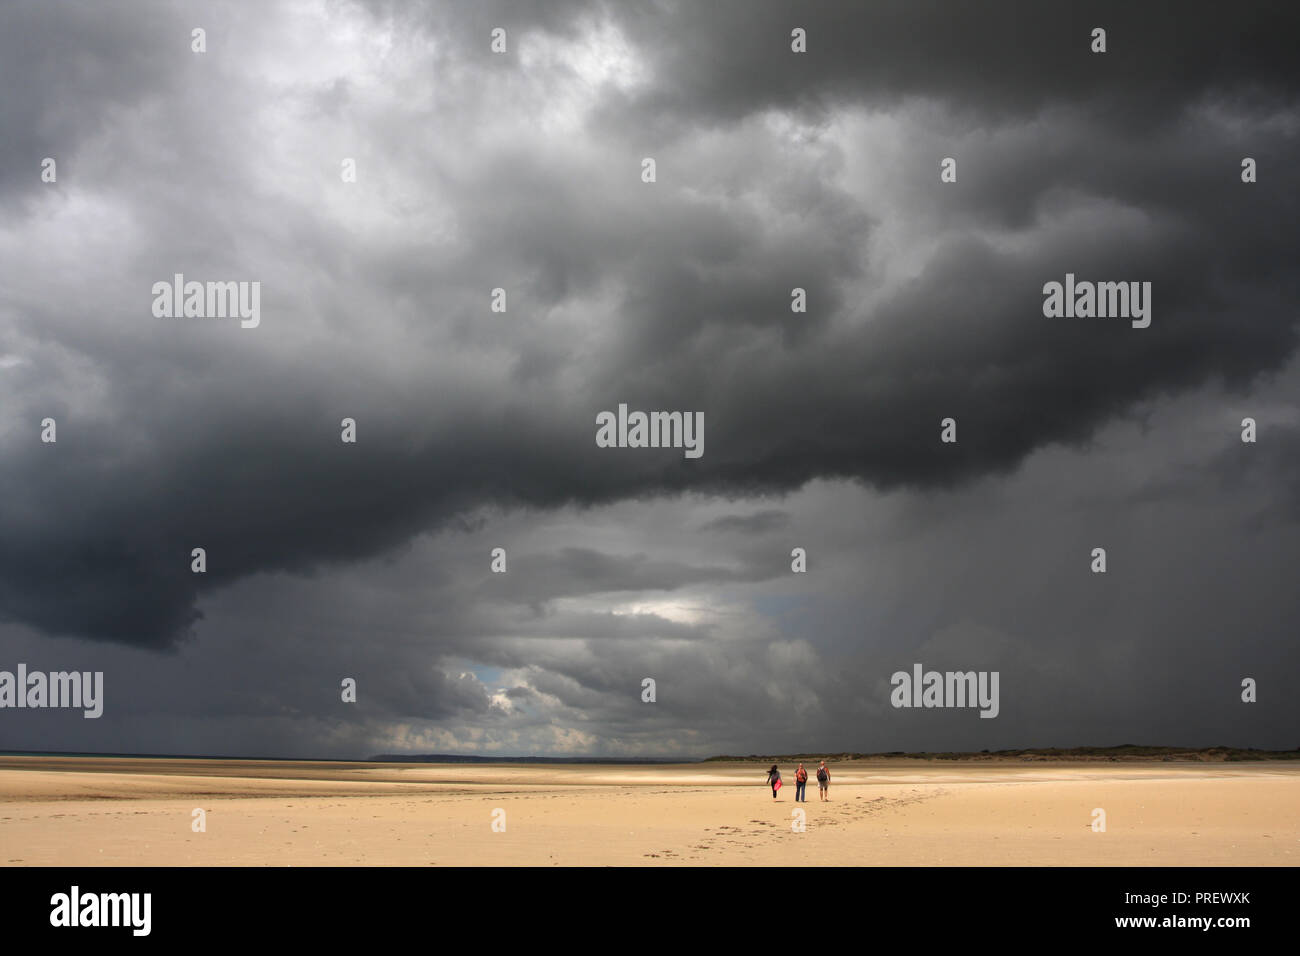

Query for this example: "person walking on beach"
[816,760,830,801]
[766,763,782,800]
[794,763,808,802]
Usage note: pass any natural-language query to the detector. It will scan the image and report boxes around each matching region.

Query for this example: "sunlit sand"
[1,756,1295,866]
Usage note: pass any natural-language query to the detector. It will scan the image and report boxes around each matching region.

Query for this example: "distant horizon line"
[1,743,1297,764]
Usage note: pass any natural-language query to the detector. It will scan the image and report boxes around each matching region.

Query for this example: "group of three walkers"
[765,760,830,801]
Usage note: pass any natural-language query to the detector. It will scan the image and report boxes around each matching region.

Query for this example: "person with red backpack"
[794,763,809,802]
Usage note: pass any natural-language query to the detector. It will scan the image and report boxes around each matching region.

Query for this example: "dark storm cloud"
[0,0,1296,693]
[0,1,187,212]
[1209,421,1300,528]
[597,0,1300,129]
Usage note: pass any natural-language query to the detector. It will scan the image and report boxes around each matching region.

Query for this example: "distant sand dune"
[1,756,1295,866]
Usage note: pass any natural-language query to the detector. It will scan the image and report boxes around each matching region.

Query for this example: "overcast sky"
[1,0,1297,758]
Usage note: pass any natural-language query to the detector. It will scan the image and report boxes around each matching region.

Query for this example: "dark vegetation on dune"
[706,745,1300,763]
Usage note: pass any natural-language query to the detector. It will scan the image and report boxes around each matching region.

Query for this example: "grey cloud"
[699,510,790,535]
[2,0,1295,650]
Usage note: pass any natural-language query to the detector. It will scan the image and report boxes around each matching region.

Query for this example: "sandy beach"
[1,756,1295,866]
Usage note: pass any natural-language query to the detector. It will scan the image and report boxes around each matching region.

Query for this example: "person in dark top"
[766,763,782,799]
[794,762,808,802]
[816,760,831,801]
